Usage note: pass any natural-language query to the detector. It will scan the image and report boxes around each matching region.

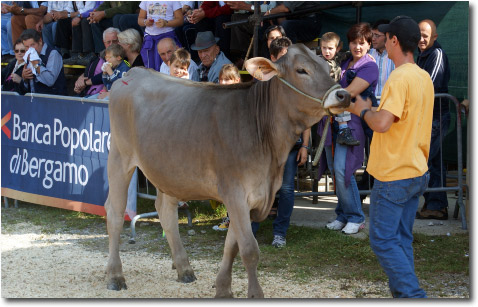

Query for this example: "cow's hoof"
[107,277,127,291]
[178,272,197,283]
[215,291,234,298]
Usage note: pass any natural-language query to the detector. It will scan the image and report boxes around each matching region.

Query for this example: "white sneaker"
[326,220,345,230]
[341,222,365,234]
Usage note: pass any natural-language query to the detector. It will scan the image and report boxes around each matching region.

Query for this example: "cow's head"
[245,44,350,115]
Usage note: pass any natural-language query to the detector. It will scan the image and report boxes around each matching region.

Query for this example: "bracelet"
[143,19,147,26]
[360,108,371,121]
[301,145,309,150]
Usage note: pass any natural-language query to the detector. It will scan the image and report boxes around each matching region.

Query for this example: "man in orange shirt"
[348,16,434,298]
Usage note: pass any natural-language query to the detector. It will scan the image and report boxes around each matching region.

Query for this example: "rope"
[312,116,329,166]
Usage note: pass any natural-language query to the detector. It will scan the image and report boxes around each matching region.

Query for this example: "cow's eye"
[296,68,308,75]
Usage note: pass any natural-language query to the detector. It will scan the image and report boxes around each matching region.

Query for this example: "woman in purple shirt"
[325,22,378,234]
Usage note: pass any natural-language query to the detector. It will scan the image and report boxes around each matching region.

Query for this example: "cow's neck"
[249,78,319,166]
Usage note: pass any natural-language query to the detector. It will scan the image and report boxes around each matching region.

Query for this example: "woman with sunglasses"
[1,38,28,94]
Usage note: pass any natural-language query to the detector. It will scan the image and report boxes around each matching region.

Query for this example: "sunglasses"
[14,49,26,53]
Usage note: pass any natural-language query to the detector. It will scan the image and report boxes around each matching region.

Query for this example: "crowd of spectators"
[1,1,327,96]
[1,2,452,246]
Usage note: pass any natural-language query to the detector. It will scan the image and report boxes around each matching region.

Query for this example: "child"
[100,44,130,98]
[319,32,360,146]
[212,63,242,232]
[218,63,241,84]
[269,37,292,62]
[168,48,191,79]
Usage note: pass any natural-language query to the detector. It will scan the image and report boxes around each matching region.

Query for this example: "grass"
[1,200,470,296]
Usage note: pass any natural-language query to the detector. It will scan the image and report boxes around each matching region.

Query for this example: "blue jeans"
[252,148,298,237]
[369,173,430,298]
[1,11,14,55]
[42,22,57,48]
[333,142,365,224]
[424,113,450,210]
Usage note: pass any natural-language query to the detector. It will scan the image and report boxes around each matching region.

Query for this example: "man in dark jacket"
[415,19,451,220]
[20,29,66,95]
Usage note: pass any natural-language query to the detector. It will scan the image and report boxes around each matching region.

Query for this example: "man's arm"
[348,95,396,133]
[35,50,63,87]
[10,4,47,16]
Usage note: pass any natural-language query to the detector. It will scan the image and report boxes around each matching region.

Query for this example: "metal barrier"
[295,93,468,230]
[129,174,193,244]
[2,92,467,233]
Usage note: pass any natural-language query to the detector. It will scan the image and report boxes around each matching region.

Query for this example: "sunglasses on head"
[14,49,26,53]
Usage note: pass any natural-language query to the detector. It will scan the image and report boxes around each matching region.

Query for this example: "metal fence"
[2,92,468,240]
[131,93,467,239]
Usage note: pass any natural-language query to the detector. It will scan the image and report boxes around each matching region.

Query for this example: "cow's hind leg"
[105,148,135,290]
[155,191,196,283]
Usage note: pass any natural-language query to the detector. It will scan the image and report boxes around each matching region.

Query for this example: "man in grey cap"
[191,31,232,83]
[348,16,434,298]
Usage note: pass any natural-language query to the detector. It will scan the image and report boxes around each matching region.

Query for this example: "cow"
[105,43,350,298]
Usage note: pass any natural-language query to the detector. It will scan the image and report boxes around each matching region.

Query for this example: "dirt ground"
[0,193,470,299]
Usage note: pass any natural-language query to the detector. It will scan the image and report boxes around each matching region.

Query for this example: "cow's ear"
[244,57,279,81]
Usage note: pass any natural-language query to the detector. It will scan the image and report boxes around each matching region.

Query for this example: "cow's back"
[109,68,264,201]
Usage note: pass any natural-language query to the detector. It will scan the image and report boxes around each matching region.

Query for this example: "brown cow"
[105,44,350,298]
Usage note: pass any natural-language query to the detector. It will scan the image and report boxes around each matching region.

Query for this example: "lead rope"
[312,117,329,166]
[277,78,341,167]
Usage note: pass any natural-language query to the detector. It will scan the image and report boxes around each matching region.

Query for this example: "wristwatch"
[68,12,71,18]
[21,7,24,14]
[250,4,254,11]
[33,64,40,69]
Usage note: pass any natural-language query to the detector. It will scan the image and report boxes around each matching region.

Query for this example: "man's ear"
[244,57,279,81]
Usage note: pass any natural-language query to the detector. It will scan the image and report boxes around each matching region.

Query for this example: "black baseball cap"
[378,16,421,47]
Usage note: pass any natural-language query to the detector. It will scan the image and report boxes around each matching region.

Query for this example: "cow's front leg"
[215,227,239,298]
[222,198,264,298]
[155,192,196,283]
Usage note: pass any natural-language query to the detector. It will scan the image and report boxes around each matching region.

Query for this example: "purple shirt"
[317,54,378,187]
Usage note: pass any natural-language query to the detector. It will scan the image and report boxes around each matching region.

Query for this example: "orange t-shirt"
[367,63,435,182]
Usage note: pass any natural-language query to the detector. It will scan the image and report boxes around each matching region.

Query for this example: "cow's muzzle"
[323,89,351,115]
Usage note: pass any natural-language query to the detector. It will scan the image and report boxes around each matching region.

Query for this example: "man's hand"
[1,3,10,14]
[35,19,44,32]
[187,8,205,24]
[74,75,86,93]
[22,66,34,80]
[88,10,105,23]
[225,1,250,11]
[297,147,308,166]
[98,90,109,99]
[8,4,22,15]
[72,16,81,27]
[347,95,372,117]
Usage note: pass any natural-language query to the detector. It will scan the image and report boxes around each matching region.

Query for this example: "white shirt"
[139,1,182,36]
[47,1,74,13]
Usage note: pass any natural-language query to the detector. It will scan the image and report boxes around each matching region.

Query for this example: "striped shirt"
[369,48,395,101]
